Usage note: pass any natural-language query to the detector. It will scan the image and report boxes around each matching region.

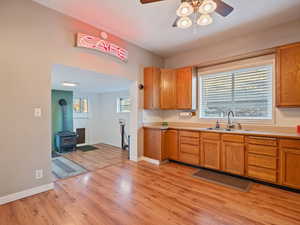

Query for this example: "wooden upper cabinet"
[164,130,178,160]
[144,67,160,109]
[176,67,197,110]
[160,69,177,109]
[276,42,300,107]
[144,66,197,110]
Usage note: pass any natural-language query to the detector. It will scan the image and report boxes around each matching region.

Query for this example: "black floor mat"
[193,169,253,192]
[77,145,98,152]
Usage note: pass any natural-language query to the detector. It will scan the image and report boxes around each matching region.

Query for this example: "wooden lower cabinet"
[179,130,200,165]
[144,127,300,190]
[248,166,277,183]
[179,152,199,165]
[280,147,300,189]
[245,136,279,183]
[248,154,277,170]
[201,138,221,170]
[164,130,178,160]
[222,142,245,175]
[144,128,166,161]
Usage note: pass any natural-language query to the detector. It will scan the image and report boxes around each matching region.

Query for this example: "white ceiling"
[51,64,132,93]
[34,0,300,57]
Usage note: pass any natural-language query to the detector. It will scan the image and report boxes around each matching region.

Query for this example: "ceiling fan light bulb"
[197,14,213,26]
[177,16,192,29]
[176,2,194,17]
[199,0,217,14]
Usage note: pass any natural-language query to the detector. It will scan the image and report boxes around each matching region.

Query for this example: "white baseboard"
[76,143,87,147]
[139,156,161,165]
[0,183,54,205]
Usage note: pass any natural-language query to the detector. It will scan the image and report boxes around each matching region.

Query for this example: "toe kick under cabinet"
[143,127,300,190]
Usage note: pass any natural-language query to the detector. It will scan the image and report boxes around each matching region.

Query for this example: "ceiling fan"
[140,0,234,29]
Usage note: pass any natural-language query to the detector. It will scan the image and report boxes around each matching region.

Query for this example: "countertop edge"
[143,125,300,140]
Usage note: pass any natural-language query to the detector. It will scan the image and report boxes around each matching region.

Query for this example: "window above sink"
[198,56,274,124]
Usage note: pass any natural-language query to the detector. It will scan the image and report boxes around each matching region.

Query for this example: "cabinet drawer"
[280,139,300,149]
[246,136,277,146]
[247,144,277,156]
[179,130,200,138]
[222,134,244,143]
[248,154,277,170]
[180,136,199,146]
[179,152,199,165]
[202,132,220,140]
[248,166,277,183]
[180,144,199,155]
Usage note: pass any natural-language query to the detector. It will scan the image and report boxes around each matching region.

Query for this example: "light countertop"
[143,124,300,140]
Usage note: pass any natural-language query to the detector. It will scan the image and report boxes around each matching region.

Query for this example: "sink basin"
[205,128,248,132]
[205,127,231,131]
[205,127,222,131]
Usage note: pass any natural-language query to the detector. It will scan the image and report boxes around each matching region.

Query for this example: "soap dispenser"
[215,120,220,129]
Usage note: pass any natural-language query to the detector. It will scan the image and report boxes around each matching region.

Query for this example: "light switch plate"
[35,169,43,179]
[34,108,42,117]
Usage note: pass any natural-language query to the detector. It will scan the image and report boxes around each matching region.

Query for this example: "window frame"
[197,55,276,125]
[117,97,131,113]
[73,97,89,119]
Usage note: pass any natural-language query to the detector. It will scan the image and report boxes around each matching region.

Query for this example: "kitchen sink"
[205,127,232,131]
[205,127,247,132]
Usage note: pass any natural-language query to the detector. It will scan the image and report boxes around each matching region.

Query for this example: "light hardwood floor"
[63,143,129,171]
[1,161,300,225]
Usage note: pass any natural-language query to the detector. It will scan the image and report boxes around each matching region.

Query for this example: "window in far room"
[73,98,81,113]
[73,97,89,119]
[199,64,273,121]
[117,97,130,113]
[81,98,88,113]
[73,97,89,113]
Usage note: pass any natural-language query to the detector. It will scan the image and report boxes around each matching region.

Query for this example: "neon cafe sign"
[76,32,128,62]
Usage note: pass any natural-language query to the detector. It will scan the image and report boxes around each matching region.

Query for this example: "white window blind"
[199,65,273,120]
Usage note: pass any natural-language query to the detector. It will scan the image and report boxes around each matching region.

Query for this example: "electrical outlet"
[35,169,43,179]
[34,108,42,117]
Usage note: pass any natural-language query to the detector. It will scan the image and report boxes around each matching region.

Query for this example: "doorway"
[50,64,134,180]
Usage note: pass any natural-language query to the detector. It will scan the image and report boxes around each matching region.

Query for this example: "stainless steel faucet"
[227,111,235,129]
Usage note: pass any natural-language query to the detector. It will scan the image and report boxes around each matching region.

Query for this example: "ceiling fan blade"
[172,17,180,27]
[140,0,164,4]
[214,0,234,17]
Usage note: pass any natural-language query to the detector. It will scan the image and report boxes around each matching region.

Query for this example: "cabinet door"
[161,69,177,109]
[144,128,163,160]
[176,67,196,110]
[276,43,300,107]
[144,67,160,109]
[281,148,300,189]
[164,130,178,160]
[222,142,245,175]
[201,139,221,170]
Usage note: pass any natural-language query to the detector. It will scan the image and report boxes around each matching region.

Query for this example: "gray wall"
[0,0,163,197]
[165,19,300,68]
[163,19,300,127]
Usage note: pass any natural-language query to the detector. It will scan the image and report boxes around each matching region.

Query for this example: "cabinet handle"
[248,136,277,141]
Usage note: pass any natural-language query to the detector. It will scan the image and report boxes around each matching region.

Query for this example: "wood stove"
[55,99,77,153]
